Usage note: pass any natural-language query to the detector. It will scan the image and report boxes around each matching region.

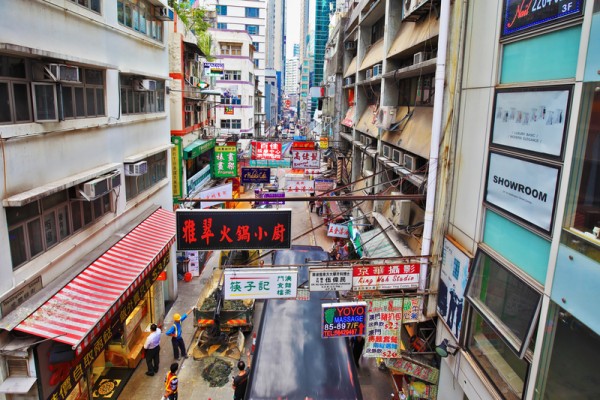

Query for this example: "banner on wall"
[485,152,559,233]
[437,236,472,341]
[491,87,570,156]
[501,0,583,37]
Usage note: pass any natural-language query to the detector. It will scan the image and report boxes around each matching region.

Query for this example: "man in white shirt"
[144,323,161,376]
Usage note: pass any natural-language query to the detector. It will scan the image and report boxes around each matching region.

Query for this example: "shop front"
[10,208,176,400]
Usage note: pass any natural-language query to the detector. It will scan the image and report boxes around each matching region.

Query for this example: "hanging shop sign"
[491,87,571,157]
[224,268,298,300]
[212,145,237,178]
[352,264,420,290]
[293,135,307,141]
[309,267,353,292]
[250,159,291,168]
[203,62,224,76]
[198,182,233,208]
[284,178,315,193]
[437,236,472,342]
[176,209,292,250]
[385,358,440,384]
[241,167,271,184]
[501,0,583,37]
[224,106,234,115]
[186,165,211,196]
[321,301,367,338]
[171,137,183,200]
[252,141,282,160]
[254,191,285,206]
[292,141,314,150]
[44,252,170,400]
[485,151,559,233]
[319,136,329,149]
[363,297,422,359]
[315,178,335,192]
[327,223,349,238]
[291,150,320,169]
[296,288,310,301]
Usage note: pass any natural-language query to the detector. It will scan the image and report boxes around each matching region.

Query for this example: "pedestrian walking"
[350,336,365,368]
[309,192,315,213]
[162,362,179,400]
[143,323,161,376]
[165,309,193,360]
[233,351,252,400]
[315,199,323,216]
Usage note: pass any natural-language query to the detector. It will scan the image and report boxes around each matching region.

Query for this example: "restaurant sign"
[502,0,583,37]
[241,167,271,184]
[321,302,367,338]
[352,264,420,290]
[224,268,298,299]
[176,209,292,250]
[309,267,353,291]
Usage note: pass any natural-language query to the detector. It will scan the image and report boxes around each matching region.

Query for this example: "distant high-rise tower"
[298,0,311,123]
[285,57,299,95]
[266,0,286,123]
[312,0,332,113]
[293,43,300,57]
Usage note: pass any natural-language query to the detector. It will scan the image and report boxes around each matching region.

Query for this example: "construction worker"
[165,309,193,360]
[163,362,179,400]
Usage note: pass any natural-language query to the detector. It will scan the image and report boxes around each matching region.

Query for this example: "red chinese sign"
[291,141,315,150]
[352,264,420,290]
[176,209,292,250]
[251,141,282,160]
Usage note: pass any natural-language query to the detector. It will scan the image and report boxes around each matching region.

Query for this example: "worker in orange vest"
[163,362,179,400]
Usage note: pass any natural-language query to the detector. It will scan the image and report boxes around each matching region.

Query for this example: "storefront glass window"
[467,309,529,400]
[536,306,600,399]
[562,84,600,261]
[466,250,541,355]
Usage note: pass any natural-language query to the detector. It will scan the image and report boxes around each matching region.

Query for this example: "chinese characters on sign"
[176,209,292,250]
[352,264,420,290]
[321,302,367,338]
[385,358,440,384]
[254,190,285,206]
[309,268,353,292]
[252,141,282,160]
[291,141,315,150]
[212,146,237,178]
[364,297,422,358]
[291,150,320,169]
[241,167,271,184]
[224,268,298,299]
[284,179,315,193]
[327,223,349,238]
[315,178,335,192]
[199,183,232,208]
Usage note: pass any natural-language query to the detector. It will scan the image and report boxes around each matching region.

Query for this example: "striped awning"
[15,208,176,351]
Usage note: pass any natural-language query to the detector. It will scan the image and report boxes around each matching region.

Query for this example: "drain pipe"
[419,0,451,292]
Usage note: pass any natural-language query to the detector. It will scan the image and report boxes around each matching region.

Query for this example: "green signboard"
[171,137,183,200]
[212,145,237,178]
[183,138,216,160]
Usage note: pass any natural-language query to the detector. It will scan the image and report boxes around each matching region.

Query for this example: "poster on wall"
[485,151,560,233]
[437,236,471,341]
[491,87,570,157]
[501,0,583,37]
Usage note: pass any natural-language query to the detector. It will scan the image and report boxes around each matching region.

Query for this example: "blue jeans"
[171,337,186,359]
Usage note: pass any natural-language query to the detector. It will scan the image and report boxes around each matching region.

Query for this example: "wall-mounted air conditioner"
[391,195,412,227]
[373,64,383,77]
[413,51,428,65]
[365,69,373,79]
[403,0,427,20]
[404,154,418,172]
[392,149,404,164]
[133,79,157,91]
[34,63,80,82]
[376,106,397,130]
[124,161,148,176]
[382,145,391,158]
[155,6,174,21]
[79,171,120,200]
[344,77,355,86]
[345,41,356,50]
[185,104,194,112]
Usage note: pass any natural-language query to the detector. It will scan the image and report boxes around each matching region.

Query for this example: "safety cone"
[251,332,257,354]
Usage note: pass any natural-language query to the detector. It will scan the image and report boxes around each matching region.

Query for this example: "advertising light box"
[309,268,353,292]
[321,302,366,338]
[224,268,298,300]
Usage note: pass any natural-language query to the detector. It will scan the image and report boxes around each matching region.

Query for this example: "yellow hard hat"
[174,313,181,321]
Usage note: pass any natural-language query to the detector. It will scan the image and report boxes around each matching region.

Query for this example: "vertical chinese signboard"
[321,302,367,338]
[224,268,298,299]
[176,209,292,250]
[212,145,237,178]
[171,136,183,200]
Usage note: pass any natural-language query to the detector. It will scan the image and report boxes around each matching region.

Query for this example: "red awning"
[15,208,175,351]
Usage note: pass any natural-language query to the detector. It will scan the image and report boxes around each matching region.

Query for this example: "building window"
[221,95,242,105]
[246,7,259,18]
[216,5,227,15]
[7,188,112,269]
[220,43,242,56]
[120,75,165,115]
[61,68,106,119]
[117,0,163,42]
[217,22,227,30]
[220,119,242,129]
[223,70,242,81]
[70,0,101,13]
[246,25,259,35]
[125,152,168,200]
[371,17,385,44]
[252,42,260,51]
[254,59,260,68]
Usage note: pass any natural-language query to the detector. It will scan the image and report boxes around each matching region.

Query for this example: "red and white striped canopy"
[15,208,175,351]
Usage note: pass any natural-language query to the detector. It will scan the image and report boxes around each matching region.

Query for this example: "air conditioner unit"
[391,195,412,227]
[413,51,428,65]
[376,106,397,130]
[81,175,111,199]
[404,154,418,172]
[344,41,356,50]
[35,63,80,82]
[185,104,194,112]
[155,6,174,21]
[133,79,157,91]
[373,64,383,77]
[382,145,391,158]
[344,77,355,86]
[365,69,373,79]
[392,148,404,164]
[124,161,148,176]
